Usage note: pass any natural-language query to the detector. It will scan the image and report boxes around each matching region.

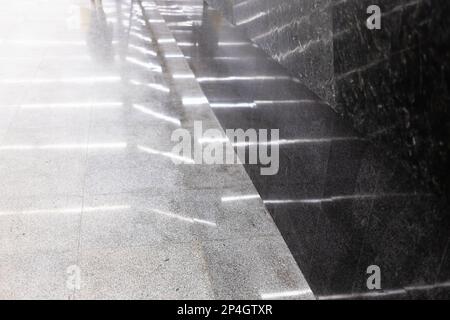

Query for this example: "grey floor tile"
[0,249,78,300]
[2,124,90,146]
[200,237,314,300]
[0,107,17,143]
[0,195,82,254]
[179,164,254,190]
[79,189,276,250]
[79,193,169,249]
[83,158,183,195]
[0,151,87,197]
[0,85,32,106]
[77,243,214,299]
[10,107,91,131]
[87,122,177,147]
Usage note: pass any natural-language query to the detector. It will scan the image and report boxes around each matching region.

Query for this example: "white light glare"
[138,145,195,164]
[150,208,216,227]
[221,195,260,202]
[133,104,180,125]
[260,289,312,300]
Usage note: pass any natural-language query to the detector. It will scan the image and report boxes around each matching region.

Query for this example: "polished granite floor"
[151,0,450,299]
[0,0,313,299]
[1,0,449,301]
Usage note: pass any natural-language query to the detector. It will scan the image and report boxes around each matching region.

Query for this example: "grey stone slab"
[10,106,91,131]
[83,165,179,195]
[0,249,78,300]
[0,195,82,254]
[87,121,177,147]
[79,188,276,250]
[200,236,314,300]
[0,151,87,197]
[2,123,90,146]
[77,243,214,299]
[0,107,17,144]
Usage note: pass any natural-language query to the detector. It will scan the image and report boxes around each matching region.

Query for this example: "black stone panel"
[337,0,450,197]
[207,0,450,209]
[208,0,335,104]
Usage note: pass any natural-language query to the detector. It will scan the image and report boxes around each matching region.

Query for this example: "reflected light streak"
[319,282,450,300]
[212,57,250,61]
[83,205,131,213]
[0,205,130,216]
[232,137,362,147]
[198,137,229,144]
[0,76,121,85]
[133,104,180,125]
[197,76,291,83]
[0,55,92,62]
[217,42,251,46]
[223,193,421,204]
[221,195,260,202]
[20,102,123,109]
[137,145,195,164]
[236,12,268,26]
[0,143,127,151]
[255,99,329,106]
[164,54,185,58]
[182,97,209,106]
[261,289,312,300]
[263,193,426,205]
[129,80,170,93]
[157,38,176,43]
[126,57,162,72]
[177,42,196,47]
[150,208,216,227]
[210,102,256,109]
[171,30,194,34]
[166,21,201,27]
[0,40,119,46]
[172,74,196,79]
[319,290,406,300]
[199,137,361,147]
[4,40,84,46]
[129,32,153,43]
[128,44,157,56]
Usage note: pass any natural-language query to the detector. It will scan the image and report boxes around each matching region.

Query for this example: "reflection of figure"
[196,4,220,56]
[86,0,114,64]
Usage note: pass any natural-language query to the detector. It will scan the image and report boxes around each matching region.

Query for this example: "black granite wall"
[334,0,450,198]
[206,0,450,197]
[208,0,335,103]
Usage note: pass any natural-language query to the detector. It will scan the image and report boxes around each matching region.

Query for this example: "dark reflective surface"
[0,0,313,299]
[154,0,450,299]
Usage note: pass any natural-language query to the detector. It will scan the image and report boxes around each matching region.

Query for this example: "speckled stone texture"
[208,0,335,104]
[206,0,450,198]
[333,0,450,199]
